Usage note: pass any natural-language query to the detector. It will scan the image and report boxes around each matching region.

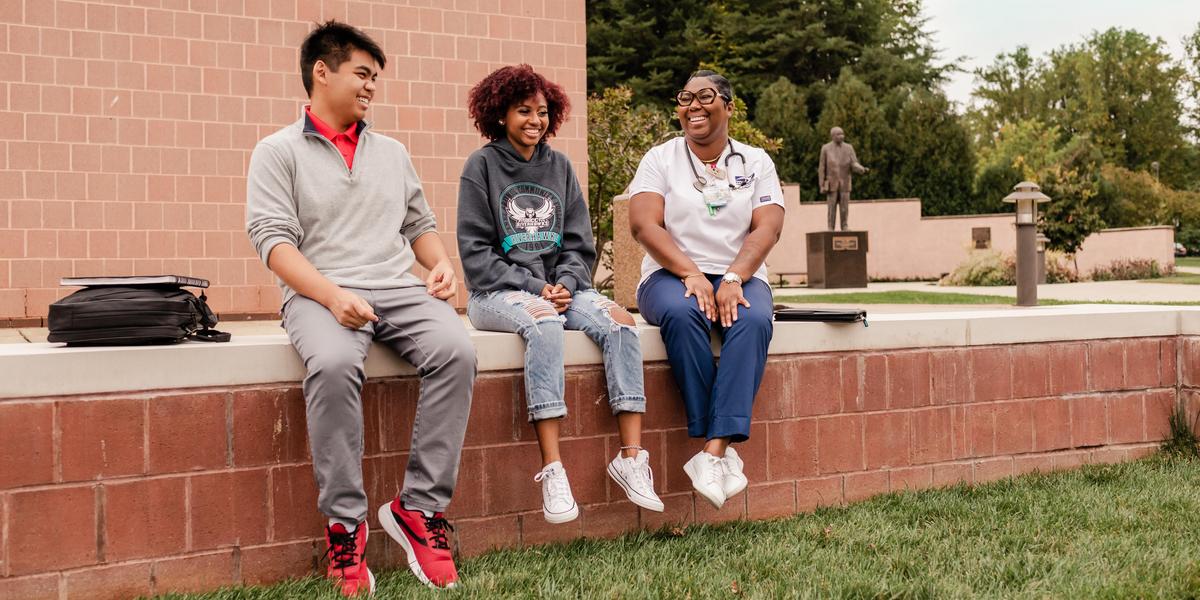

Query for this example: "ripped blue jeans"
[467,288,646,422]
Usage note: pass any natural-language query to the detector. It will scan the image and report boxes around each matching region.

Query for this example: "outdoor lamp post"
[1035,233,1049,284]
[1002,181,1051,306]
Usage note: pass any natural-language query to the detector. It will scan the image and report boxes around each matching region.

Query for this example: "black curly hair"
[467,64,571,141]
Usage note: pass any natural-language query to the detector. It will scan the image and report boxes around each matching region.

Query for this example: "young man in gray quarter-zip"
[245,20,474,595]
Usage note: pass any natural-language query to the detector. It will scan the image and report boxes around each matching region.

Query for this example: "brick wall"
[0,0,589,323]
[0,336,1185,598]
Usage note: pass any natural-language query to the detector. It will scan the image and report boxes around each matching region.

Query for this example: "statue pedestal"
[806,231,868,288]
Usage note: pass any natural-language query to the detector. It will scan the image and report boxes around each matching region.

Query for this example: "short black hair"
[299,21,386,97]
[687,69,733,103]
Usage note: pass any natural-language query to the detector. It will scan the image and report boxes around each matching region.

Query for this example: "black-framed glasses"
[675,87,727,107]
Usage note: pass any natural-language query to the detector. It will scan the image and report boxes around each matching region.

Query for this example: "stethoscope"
[683,139,748,192]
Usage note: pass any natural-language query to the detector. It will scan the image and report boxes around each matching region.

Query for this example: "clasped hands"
[540,283,572,314]
[682,273,750,328]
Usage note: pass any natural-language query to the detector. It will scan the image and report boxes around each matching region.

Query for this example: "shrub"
[940,250,1015,286]
[1089,258,1173,281]
[1045,251,1080,283]
[941,249,1079,286]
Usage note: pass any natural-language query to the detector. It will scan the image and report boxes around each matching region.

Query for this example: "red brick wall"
[0,337,1184,598]
[0,0,588,323]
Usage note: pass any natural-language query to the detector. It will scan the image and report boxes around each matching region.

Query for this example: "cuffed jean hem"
[707,415,752,443]
[399,493,447,514]
[686,416,752,442]
[610,395,646,415]
[528,404,568,422]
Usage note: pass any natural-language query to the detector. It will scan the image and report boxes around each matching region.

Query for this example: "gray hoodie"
[457,139,595,295]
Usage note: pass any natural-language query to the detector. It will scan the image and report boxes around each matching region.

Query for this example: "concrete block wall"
[0,335,1185,599]
[0,0,588,323]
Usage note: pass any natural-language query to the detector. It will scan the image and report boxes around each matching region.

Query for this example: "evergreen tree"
[892,90,976,215]
[754,77,811,184]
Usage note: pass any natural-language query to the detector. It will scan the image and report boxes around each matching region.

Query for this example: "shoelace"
[324,527,360,570]
[534,466,571,505]
[704,455,724,487]
[630,455,656,492]
[424,515,453,551]
[719,457,733,479]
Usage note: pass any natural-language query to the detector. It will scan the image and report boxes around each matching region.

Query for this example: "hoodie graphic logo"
[500,182,562,253]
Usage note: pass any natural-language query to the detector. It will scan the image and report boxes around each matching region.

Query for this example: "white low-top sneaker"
[721,446,749,499]
[607,449,665,512]
[534,461,579,524]
[683,451,726,509]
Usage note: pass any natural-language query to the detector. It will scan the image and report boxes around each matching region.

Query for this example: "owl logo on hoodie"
[499,182,562,253]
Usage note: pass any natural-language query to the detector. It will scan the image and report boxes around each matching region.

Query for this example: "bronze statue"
[818,127,868,231]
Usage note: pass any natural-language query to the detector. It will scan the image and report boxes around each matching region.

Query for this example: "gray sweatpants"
[282,287,476,523]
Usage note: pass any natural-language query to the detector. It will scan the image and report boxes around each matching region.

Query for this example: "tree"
[1183,21,1200,174]
[586,87,674,282]
[966,46,1045,142]
[973,120,1059,213]
[974,119,1104,258]
[891,90,975,215]
[1044,29,1189,184]
[587,0,950,115]
[587,0,716,108]
[754,77,811,183]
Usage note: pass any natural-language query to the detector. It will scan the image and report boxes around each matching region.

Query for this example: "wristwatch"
[721,272,742,285]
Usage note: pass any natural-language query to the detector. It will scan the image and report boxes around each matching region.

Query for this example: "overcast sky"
[922,0,1200,110]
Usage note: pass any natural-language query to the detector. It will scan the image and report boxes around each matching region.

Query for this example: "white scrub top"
[628,136,786,287]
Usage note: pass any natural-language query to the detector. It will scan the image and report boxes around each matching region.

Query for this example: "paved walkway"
[778,279,1198,304]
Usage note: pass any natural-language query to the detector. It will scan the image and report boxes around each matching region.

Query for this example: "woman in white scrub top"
[628,70,786,510]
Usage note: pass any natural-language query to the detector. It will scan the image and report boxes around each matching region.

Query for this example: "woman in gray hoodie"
[458,65,662,523]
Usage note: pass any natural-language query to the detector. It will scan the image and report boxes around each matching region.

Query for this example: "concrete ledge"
[3,305,1197,399]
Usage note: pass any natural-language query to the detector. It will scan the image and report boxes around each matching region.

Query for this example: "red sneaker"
[323,522,375,597]
[377,498,459,588]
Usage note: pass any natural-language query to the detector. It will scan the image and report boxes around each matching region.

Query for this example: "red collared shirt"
[305,106,360,170]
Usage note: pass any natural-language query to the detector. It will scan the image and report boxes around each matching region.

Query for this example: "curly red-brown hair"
[468,64,570,142]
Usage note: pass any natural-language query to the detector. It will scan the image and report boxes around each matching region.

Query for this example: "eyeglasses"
[674,88,727,107]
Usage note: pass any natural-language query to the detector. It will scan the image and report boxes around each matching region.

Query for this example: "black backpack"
[48,285,231,346]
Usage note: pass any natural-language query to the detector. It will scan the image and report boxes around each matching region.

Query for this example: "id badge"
[702,185,731,216]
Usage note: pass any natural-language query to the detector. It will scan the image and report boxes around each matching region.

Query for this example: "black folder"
[773,307,868,327]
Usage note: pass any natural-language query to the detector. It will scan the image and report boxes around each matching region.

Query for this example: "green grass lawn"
[775,290,1033,305]
[1177,256,1200,268]
[1142,273,1200,285]
[160,456,1200,599]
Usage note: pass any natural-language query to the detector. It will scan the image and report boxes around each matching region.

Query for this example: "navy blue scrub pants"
[637,269,773,443]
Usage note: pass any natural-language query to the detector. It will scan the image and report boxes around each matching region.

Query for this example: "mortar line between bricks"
[142,398,150,476]
[52,401,62,484]
[2,493,8,578]
[265,466,275,544]
[95,484,106,564]
[184,477,193,552]
[0,468,277,494]
[225,391,234,468]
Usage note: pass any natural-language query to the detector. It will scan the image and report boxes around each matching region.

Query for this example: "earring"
[499,120,505,125]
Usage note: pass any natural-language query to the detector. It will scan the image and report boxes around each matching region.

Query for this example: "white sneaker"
[607,449,665,512]
[683,451,726,509]
[534,461,579,524]
[721,446,749,499]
